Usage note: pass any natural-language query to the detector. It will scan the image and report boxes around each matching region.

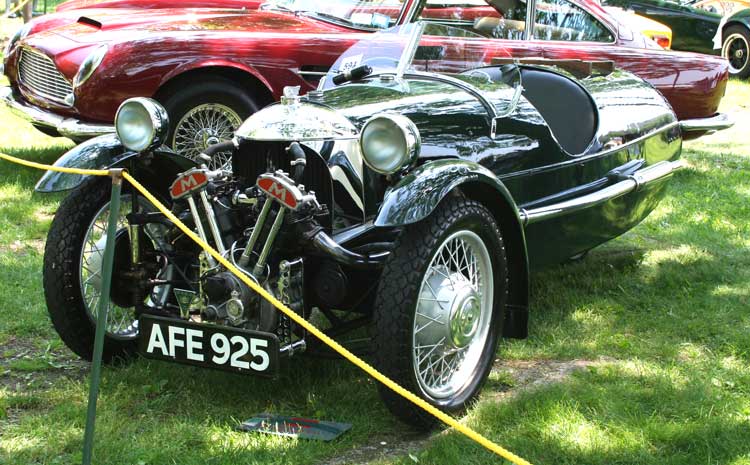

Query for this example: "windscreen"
[319,22,523,118]
[264,0,407,29]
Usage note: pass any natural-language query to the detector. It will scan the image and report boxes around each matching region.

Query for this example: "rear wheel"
[161,76,260,168]
[372,196,507,429]
[722,25,750,79]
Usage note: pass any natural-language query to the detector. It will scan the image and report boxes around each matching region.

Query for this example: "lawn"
[0,76,748,464]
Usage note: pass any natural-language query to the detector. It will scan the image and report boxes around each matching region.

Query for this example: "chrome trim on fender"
[679,113,733,133]
[519,160,685,226]
[0,86,114,138]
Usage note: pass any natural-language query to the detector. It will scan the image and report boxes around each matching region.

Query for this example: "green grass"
[0,80,749,465]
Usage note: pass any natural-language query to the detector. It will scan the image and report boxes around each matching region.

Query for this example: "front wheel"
[372,196,507,429]
[43,177,171,362]
[722,25,750,79]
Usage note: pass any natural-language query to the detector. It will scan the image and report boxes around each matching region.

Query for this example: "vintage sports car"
[36,23,726,426]
[1,0,730,163]
[604,0,750,78]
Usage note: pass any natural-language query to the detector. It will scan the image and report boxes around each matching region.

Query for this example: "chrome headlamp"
[115,98,169,152]
[3,23,31,59]
[73,44,108,88]
[359,114,421,175]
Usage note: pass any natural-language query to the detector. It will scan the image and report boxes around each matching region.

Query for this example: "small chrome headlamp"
[115,98,169,153]
[73,44,108,88]
[359,114,421,175]
[3,23,31,59]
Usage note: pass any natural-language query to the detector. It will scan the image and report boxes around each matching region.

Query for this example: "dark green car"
[36,22,732,427]
[605,0,750,78]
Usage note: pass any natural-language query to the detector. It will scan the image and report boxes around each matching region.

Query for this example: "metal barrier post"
[82,169,124,465]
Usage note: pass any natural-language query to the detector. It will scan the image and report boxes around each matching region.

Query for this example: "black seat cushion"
[519,68,597,155]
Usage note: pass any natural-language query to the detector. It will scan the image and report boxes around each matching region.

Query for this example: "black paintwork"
[36,62,683,339]
[603,0,724,54]
[316,65,679,268]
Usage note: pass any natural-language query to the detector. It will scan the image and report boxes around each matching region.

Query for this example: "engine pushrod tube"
[252,208,286,277]
[312,231,390,269]
[200,190,226,256]
[520,160,684,226]
[187,196,216,267]
[239,198,273,267]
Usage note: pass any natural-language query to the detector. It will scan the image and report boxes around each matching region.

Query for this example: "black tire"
[160,76,261,161]
[722,25,750,79]
[44,177,139,362]
[372,196,508,429]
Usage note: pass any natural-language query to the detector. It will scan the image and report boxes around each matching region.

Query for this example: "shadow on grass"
[513,161,750,362]
[412,362,750,465]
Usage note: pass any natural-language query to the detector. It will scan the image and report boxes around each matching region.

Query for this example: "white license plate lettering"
[229,335,250,370]
[250,339,270,372]
[211,332,231,365]
[141,317,276,375]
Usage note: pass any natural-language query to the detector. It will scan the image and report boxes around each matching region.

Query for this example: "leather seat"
[519,68,597,154]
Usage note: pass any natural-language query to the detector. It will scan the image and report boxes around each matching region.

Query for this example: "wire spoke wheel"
[79,196,170,341]
[79,196,138,340]
[172,103,242,169]
[413,230,493,400]
[723,32,750,75]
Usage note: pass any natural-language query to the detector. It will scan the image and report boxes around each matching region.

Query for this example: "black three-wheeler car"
[37,23,704,427]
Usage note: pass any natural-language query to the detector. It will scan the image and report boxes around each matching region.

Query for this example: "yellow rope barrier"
[0,149,532,465]
[0,152,110,176]
[2,0,33,19]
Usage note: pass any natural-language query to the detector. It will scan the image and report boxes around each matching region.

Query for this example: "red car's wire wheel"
[172,103,243,168]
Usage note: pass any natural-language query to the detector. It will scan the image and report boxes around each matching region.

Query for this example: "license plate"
[138,315,279,377]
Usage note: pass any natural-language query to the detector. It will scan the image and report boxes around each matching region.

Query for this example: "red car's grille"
[18,47,73,105]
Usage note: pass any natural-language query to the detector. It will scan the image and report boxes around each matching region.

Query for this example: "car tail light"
[653,35,671,49]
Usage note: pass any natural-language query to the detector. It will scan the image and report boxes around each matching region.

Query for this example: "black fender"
[375,160,530,339]
[35,134,199,194]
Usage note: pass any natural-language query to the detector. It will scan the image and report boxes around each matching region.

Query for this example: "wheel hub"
[450,292,481,348]
[735,49,745,59]
[196,128,221,150]
[416,267,477,350]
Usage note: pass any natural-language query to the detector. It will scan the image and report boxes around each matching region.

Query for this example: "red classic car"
[1,0,730,159]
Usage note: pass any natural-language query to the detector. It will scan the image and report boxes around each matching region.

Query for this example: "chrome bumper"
[520,160,684,226]
[0,86,115,139]
[680,113,733,133]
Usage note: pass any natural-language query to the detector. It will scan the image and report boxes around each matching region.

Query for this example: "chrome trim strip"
[500,121,680,180]
[519,160,684,226]
[679,113,733,133]
[298,71,328,77]
[1,85,115,138]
